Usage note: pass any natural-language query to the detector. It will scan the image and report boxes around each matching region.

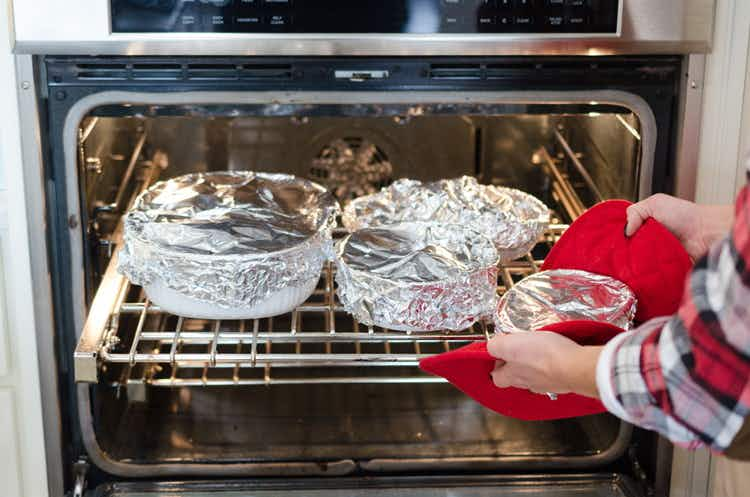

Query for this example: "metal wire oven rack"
[75,225,566,386]
[74,117,589,387]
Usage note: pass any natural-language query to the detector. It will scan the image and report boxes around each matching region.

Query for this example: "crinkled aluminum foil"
[495,269,637,333]
[342,176,550,262]
[335,222,499,332]
[118,171,340,308]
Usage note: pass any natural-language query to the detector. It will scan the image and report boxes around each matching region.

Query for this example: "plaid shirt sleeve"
[596,167,750,453]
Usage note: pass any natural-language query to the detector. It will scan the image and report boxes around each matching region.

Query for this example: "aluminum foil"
[342,176,550,262]
[495,269,637,333]
[118,171,340,308]
[335,222,499,332]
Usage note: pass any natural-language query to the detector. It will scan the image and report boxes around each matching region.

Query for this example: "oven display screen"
[110,0,620,34]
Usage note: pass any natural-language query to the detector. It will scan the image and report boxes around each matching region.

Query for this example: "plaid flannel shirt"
[596,165,750,453]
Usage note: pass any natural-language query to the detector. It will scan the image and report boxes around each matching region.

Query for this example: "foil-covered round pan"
[117,171,340,315]
[335,222,499,332]
[342,176,550,262]
[495,269,637,333]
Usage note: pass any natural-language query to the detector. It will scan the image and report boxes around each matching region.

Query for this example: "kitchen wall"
[696,0,750,204]
[681,1,750,496]
[0,2,53,497]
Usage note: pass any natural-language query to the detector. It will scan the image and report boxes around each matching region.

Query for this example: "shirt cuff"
[596,331,635,423]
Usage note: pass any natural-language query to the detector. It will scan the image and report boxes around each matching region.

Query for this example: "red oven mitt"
[419,200,693,420]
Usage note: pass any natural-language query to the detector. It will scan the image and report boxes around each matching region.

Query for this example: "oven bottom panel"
[91,474,643,497]
[93,383,622,465]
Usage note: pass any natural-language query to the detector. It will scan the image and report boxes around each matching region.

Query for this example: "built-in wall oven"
[10,1,715,496]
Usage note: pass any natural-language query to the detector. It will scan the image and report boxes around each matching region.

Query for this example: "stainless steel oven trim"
[14,54,65,497]
[17,37,710,57]
[674,54,707,201]
[76,383,634,477]
[62,89,657,338]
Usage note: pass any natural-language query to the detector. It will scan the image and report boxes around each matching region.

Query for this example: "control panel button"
[208,14,226,26]
[566,14,587,25]
[545,15,564,26]
[498,0,512,8]
[514,15,535,25]
[235,15,262,25]
[546,0,564,5]
[479,0,495,5]
[180,14,198,27]
[239,0,259,4]
[566,0,588,5]
[268,14,291,26]
[264,0,292,5]
[498,15,514,26]
[515,0,534,7]
[442,0,464,4]
[478,15,495,26]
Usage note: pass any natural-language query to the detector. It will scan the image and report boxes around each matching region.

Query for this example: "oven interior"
[75,105,641,470]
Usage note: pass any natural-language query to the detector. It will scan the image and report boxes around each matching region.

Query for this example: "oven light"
[588,112,601,117]
[589,101,599,106]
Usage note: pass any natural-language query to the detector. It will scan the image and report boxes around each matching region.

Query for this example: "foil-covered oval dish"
[342,176,550,263]
[335,222,499,332]
[117,171,340,319]
[495,269,638,333]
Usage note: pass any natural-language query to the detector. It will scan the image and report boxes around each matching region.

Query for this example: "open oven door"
[89,475,642,497]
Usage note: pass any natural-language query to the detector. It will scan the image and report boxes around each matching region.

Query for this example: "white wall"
[696,0,750,204]
[677,1,750,496]
[0,2,52,497]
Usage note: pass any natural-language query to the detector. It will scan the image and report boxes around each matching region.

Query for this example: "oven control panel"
[111,0,620,34]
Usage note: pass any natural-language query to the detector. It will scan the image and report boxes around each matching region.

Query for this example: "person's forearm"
[698,204,734,248]
[596,181,750,452]
[566,345,603,399]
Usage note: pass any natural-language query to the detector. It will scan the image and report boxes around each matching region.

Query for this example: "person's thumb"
[625,200,653,238]
[487,333,524,360]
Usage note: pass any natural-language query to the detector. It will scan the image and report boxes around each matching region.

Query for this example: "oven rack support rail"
[74,226,566,386]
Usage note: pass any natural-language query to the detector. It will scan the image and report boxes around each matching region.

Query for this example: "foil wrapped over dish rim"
[341,176,550,262]
[335,221,500,332]
[494,268,638,334]
[117,171,340,313]
[124,170,340,261]
[335,222,501,286]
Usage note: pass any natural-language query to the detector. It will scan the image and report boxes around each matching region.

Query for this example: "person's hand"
[488,331,602,398]
[625,194,733,261]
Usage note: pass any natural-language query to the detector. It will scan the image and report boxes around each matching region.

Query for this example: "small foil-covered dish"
[118,171,339,319]
[342,176,550,262]
[335,222,499,332]
[495,269,638,333]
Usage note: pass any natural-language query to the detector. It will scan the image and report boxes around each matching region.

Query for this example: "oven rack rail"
[75,226,566,386]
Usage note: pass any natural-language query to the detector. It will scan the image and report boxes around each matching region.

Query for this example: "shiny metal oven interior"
[72,100,646,477]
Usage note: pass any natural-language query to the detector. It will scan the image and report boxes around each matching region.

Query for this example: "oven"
[10,1,713,496]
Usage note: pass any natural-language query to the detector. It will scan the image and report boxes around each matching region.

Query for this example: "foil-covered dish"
[495,269,637,333]
[335,222,499,332]
[118,171,340,319]
[342,176,550,262]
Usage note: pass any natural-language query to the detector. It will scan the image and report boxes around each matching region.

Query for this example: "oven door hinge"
[72,458,90,497]
[628,445,655,497]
